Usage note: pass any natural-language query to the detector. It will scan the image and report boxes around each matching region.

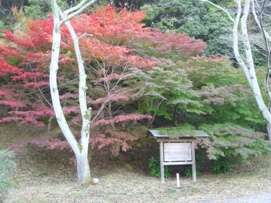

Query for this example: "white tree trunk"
[49,0,95,184]
[235,0,271,141]
[76,152,91,183]
[62,10,92,183]
[203,0,271,141]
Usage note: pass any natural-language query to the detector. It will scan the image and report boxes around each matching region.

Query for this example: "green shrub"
[139,56,269,173]
[138,66,207,126]
[148,157,170,178]
[199,123,271,173]
[0,21,5,30]
[200,123,271,159]
[211,157,233,174]
[143,0,267,66]
[24,0,67,18]
[143,0,232,56]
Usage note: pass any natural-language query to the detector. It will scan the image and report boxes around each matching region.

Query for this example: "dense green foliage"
[139,55,270,173]
[143,0,268,67]
[143,0,232,56]
[200,123,271,157]
[112,0,157,10]
[24,0,67,18]
[148,157,170,177]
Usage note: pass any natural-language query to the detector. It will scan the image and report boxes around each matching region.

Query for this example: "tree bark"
[204,0,271,141]
[229,0,271,141]
[50,0,80,156]
[76,152,91,183]
[61,8,92,184]
[49,0,95,184]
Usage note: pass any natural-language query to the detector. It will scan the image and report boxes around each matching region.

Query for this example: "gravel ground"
[1,125,271,203]
[198,193,271,203]
[4,153,271,203]
[5,170,271,203]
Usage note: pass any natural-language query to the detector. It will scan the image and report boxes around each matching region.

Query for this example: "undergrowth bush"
[201,123,271,173]
[140,58,270,174]
[148,157,170,178]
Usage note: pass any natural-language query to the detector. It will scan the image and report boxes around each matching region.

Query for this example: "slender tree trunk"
[76,152,91,183]
[61,9,92,184]
[232,0,271,141]
[50,1,81,157]
[202,0,271,142]
[49,0,95,184]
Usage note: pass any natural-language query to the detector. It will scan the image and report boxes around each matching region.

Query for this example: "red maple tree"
[0,6,206,155]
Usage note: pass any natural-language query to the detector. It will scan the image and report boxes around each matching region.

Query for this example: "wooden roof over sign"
[149,127,209,139]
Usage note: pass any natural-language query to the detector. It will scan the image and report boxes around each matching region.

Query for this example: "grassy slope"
[0,125,271,203]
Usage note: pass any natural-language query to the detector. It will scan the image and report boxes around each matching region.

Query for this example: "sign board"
[148,128,210,183]
[164,143,192,162]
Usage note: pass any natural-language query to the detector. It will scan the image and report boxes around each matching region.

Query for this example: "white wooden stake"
[176,173,180,188]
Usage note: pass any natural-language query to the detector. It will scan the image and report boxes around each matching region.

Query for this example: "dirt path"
[198,193,271,203]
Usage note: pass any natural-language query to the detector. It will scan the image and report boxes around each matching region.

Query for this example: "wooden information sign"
[164,142,192,162]
[149,128,209,183]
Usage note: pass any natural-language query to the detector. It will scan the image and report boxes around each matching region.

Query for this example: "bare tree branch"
[201,0,234,22]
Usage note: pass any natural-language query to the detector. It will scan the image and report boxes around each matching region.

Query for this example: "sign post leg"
[160,141,165,183]
[192,141,196,182]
